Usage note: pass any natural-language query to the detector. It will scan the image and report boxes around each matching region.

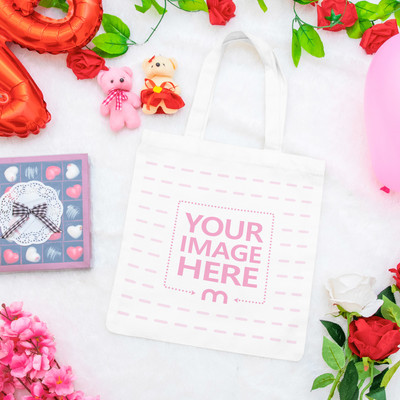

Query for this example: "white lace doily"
[0,181,63,246]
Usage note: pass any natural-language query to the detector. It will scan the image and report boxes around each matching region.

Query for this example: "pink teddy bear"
[97,66,141,132]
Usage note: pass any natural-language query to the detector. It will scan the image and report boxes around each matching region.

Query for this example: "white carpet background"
[1,0,400,399]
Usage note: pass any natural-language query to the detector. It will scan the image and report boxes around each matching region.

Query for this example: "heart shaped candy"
[4,249,19,264]
[49,232,61,241]
[66,163,80,180]
[66,184,82,199]
[4,166,18,182]
[46,166,61,180]
[67,246,83,261]
[26,246,40,263]
[67,225,83,239]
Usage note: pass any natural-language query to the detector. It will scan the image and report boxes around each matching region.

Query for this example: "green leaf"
[321,320,346,347]
[395,9,400,25]
[381,360,400,387]
[366,387,387,400]
[322,336,345,371]
[311,373,335,390]
[151,0,167,14]
[92,33,128,55]
[346,21,362,38]
[297,23,325,58]
[102,14,130,39]
[380,295,400,326]
[39,0,68,12]
[368,369,388,399]
[339,361,359,400]
[360,19,373,32]
[135,0,152,13]
[292,29,301,67]
[377,0,400,21]
[136,0,166,14]
[355,362,380,380]
[92,47,124,59]
[356,1,379,19]
[376,286,396,317]
[346,19,372,38]
[257,0,268,12]
[378,286,396,303]
[178,0,208,11]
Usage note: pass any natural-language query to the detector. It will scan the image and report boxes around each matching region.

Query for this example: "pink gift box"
[0,154,91,272]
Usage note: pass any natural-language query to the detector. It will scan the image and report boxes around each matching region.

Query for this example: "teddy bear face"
[142,56,177,79]
[97,67,133,93]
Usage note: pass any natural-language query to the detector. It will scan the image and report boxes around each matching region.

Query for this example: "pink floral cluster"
[0,302,99,400]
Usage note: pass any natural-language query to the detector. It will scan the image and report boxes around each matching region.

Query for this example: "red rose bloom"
[348,316,400,361]
[389,263,400,289]
[317,0,358,32]
[66,49,108,80]
[207,0,236,26]
[360,19,399,55]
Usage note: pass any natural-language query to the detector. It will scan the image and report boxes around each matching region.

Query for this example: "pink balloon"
[365,33,400,192]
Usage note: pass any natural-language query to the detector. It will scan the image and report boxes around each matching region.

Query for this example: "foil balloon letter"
[0,0,103,138]
[365,33,400,192]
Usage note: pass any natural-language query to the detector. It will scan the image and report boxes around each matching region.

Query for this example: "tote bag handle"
[185,31,287,151]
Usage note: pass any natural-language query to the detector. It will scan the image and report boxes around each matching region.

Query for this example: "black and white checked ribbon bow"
[1,202,61,239]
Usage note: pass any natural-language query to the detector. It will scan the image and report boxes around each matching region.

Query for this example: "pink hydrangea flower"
[69,391,85,400]
[43,365,75,396]
[4,317,32,338]
[1,393,15,400]
[19,319,51,342]
[69,393,100,400]
[22,381,46,400]
[0,365,15,394]
[29,352,51,380]
[0,303,31,325]
[9,354,33,378]
[0,339,14,365]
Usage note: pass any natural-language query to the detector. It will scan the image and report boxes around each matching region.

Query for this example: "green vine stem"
[142,0,167,44]
[327,367,345,400]
[359,363,375,400]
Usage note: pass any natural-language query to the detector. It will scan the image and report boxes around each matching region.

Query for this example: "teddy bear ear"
[169,58,178,70]
[122,66,133,77]
[97,70,106,85]
[142,58,151,71]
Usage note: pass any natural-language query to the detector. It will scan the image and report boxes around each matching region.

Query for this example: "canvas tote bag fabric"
[107,31,325,361]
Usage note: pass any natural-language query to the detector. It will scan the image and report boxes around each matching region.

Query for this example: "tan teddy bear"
[141,55,185,115]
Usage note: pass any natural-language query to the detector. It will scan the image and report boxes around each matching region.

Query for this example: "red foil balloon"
[0,0,103,137]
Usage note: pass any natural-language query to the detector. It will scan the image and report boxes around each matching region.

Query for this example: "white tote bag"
[107,31,325,361]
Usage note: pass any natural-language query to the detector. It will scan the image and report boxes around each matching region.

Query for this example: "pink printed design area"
[165,201,275,305]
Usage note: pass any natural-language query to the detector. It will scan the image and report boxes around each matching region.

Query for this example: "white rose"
[326,274,383,317]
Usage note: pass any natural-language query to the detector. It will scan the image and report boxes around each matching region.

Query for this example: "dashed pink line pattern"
[114,157,322,355]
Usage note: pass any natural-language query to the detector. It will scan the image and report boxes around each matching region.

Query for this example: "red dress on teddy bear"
[141,56,185,115]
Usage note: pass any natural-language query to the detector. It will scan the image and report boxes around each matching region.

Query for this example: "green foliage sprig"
[290,0,400,66]
[38,0,268,59]
[314,286,400,400]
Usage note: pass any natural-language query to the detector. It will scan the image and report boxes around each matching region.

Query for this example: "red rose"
[389,263,400,289]
[317,0,358,32]
[207,0,236,26]
[360,19,399,55]
[348,316,400,360]
[66,49,108,80]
